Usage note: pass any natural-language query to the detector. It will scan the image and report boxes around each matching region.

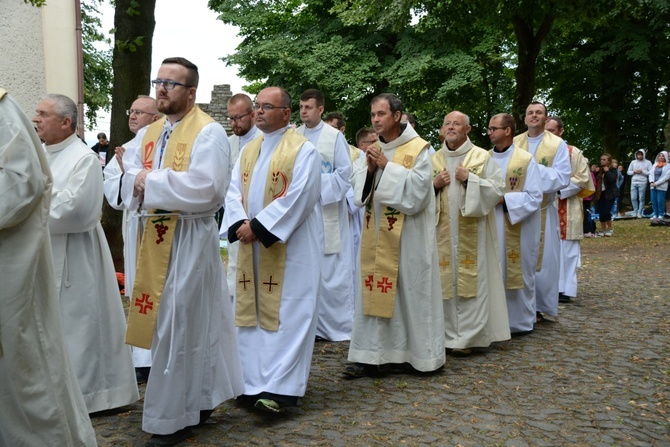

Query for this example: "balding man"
[222,86,322,413]
[432,111,508,355]
[32,93,139,412]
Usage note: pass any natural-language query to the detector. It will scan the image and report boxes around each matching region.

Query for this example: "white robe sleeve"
[460,157,504,218]
[221,153,247,238]
[143,123,230,212]
[350,155,373,207]
[536,139,571,194]
[120,129,146,211]
[103,156,124,210]
[504,158,543,225]
[320,132,352,205]
[48,152,102,235]
[373,148,433,216]
[254,143,322,242]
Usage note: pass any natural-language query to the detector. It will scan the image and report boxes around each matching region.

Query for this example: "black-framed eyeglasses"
[151,79,191,90]
[126,109,156,116]
[228,112,252,122]
[252,103,289,112]
[486,126,505,133]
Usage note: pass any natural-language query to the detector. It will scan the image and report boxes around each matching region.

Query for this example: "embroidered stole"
[433,146,489,299]
[126,107,213,348]
[297,124,340,254]
[349,144,362,164]
[360,137,427,318]
[235,129,305,331]
[558,145,595,240]
[490,148,531,289]
[514,131,560,271]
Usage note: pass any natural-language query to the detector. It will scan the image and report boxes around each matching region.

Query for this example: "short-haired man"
[355,127,378,151]
[627,149,653,218]
[545,116,594,304]
[433,111,508,354]
[103,95,161,384]
[297,89,354,342]
[1,88,97,446]
[32,93,139,412]
[121,57,244,445]
[346,93,445,376]
[225,93,262,302]
[513,102,571,321]
[222,86,323,412]
[488,113,543,335]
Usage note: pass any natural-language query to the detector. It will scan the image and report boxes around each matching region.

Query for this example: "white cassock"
[0,91,97,447]
[45,133,139,414]
[522,134,571,316]
[347,149,365,294]
[103,141,150,369]
[491,147,543,333]
[222,125,323,399]
[299,121,354,342]
[348,125,445,372]
[121,120,244,434]
[436,140,509,349]
[225,125,262,301]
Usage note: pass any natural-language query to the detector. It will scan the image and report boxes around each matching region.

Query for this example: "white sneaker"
[604,230,613,237]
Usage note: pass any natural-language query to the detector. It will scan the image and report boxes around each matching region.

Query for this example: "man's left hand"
[454,163,469,183]
[236,220,258,244]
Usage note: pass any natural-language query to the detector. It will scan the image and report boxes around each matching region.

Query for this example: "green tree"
[81,0,113,129]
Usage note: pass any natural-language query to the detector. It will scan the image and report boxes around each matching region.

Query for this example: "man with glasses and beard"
[121,57,244,446]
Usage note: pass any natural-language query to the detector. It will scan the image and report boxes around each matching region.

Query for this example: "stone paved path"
[92,219,669,446]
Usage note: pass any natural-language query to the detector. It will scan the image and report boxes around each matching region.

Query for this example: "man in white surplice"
[103,95,161,384]
[120,57,244,445]
[513,102,571,321]
[222,86,323,413]
[433,111,508,355]
[1,88,97,447]
[297,89,353,342]
[225,93,262,301]
[488,113,542,335]
[32,93,139,414]
[346,93,445,377]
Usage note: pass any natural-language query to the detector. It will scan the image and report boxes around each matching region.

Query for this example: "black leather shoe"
[558,294,571,303]
[145,427,193,446]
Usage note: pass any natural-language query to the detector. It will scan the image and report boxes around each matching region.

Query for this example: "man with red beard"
[121,57,244,446]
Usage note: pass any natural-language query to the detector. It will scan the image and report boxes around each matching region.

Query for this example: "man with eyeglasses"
[432,111,507,356]
[296,89,353,342]
[488,113,543,336]
[545,116,594,305]
[346,93,445,377]
[222,86,322,413]
[103,95,161,385]
[224,93,262,302]
[513,102,571,322]
[120,57,244,446]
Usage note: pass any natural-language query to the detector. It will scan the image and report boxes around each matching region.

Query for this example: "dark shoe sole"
[145,427,193,446]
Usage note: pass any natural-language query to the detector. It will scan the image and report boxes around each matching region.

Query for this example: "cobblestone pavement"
[93,219,669,446]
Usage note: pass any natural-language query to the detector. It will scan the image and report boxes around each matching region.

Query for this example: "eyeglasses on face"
[228,112,252,122]
[151,79,191,90]
[252,103,289,112]
[126,109,156,116]
[486,126,506,133]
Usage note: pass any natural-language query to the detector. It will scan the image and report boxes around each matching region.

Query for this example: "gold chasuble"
[360,137,428,318]
[235,129,306,331]
[489,148,533,289]
[513,131,561,271]
[558,145,595,240]
[433,146,490,299]
[126,107,214,348]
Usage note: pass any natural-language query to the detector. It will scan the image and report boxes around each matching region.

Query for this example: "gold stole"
[514,131,560,271]
[490,148,531,289]
[433,146,489,299]
[235,129,305,331]
[125,107,213,348]
[359,137,427,318]
[558,146,595,239]
[349,144,361,163]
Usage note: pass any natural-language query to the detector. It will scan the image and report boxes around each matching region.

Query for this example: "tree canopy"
[210,0,670,163]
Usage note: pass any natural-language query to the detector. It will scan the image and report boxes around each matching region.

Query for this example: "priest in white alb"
[433,111,509,354]
[222,86,323,413]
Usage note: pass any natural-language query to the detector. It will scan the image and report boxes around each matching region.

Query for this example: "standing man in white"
[297,89,354,342]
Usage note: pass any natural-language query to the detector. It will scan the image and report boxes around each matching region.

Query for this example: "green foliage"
[24,0,47,6]
[81,0,113,129]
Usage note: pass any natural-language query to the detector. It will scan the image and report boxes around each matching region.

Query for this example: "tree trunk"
[100,0,156,272]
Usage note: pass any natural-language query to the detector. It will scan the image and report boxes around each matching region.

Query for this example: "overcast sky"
[87,0,244,143]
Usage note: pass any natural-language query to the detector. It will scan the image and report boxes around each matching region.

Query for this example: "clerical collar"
[493,144,512,153]
[378,122,407,144]
[44,133,80,153]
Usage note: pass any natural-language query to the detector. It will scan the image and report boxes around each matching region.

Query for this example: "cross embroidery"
[439,257,450,270]
[263,275,279,293]
[238,273,251,291]
[377,277,393,293]
[365,275,374,291]
[460,255,476,269]
[508,249,520,264]
[134,293,153,315]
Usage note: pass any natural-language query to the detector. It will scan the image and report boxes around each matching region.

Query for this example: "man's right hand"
[433,168,451,189]
[133,169,151,197]
[115,146,126,173]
